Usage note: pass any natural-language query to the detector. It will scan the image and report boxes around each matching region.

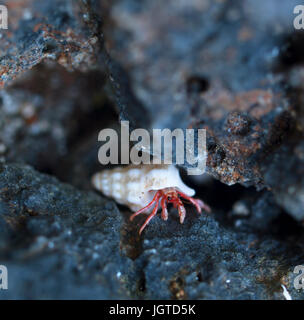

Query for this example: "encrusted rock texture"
[0,0,304,299]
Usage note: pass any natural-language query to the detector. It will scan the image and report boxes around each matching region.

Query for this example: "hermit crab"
[92,164,210,234]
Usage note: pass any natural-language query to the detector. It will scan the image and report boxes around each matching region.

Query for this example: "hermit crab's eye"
[167,196,172,201]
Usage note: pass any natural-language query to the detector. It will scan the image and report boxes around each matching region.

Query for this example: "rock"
[101,0,294,187]
[0,61,108,174]
[0,163,303,299]
[0,0,101,87]
[0,0,304,300]
[132,205,304,300]
[0,163,133,299]
[263,141,304,221]
[100,0,304,221]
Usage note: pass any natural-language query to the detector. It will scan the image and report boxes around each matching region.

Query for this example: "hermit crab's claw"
[177,200,186,224]
[160,197,168,221]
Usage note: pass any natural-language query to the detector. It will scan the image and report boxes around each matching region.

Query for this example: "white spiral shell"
[92,164,195,211]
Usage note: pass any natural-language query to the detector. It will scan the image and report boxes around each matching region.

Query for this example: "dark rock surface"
[0,0,101,87]
[0,0,304,300]
[0,163,134,299]
[0,62,107,173]
[135,210,304,300]
[1,163,304,300]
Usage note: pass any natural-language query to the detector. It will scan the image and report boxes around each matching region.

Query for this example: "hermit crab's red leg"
[177,199,186,224]
[176,190,211,213]
[160,196,168,221]
[130,191,161,221]
[139,196,160,235]
[195,199,211,213]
